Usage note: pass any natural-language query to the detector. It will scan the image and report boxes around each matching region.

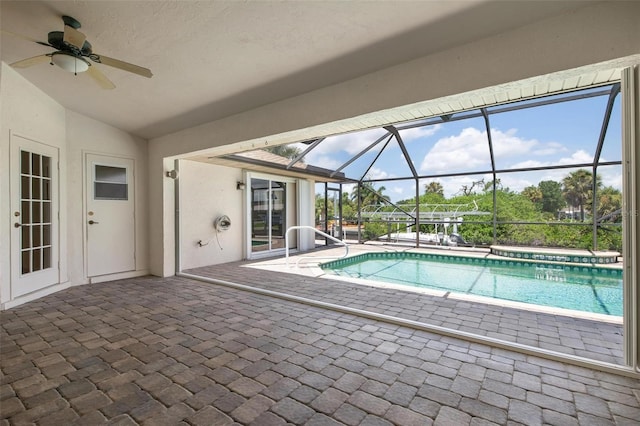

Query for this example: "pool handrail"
[285,226,349,267]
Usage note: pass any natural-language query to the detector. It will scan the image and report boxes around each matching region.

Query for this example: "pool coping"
[316,271,622,325]
[320,250,624,276]
[260,244,623,325]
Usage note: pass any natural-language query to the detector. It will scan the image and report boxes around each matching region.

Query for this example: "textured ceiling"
[1,1,591,140]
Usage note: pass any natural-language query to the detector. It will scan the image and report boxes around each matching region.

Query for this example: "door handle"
[88,220,99,225]
[14,223,21,228]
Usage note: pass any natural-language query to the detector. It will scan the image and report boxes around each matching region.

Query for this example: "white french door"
[10,136,60,297]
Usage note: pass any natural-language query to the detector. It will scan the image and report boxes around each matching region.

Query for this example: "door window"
[94,165,128,200]
[20,150,53,274]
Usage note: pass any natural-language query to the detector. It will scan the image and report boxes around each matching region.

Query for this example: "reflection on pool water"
[321,252,623,316]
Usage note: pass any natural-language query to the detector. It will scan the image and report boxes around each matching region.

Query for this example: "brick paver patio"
[188,245,624,365]
[1,274,639,425]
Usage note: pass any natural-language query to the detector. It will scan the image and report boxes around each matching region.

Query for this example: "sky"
[299,85,622,203]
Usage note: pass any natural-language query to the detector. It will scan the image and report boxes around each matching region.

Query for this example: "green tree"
[538,180,564,214]
[315,193,333,225]
[460,179,485,196]
[597,186,622,221]
[562,169,602,221]
[424,181,444,196]
[341,192,356,222]
[521,186,543,205]
[419,192,446,204]
[483,178,502,193]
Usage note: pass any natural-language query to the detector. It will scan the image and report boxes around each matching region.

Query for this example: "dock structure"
[360,200,491,224]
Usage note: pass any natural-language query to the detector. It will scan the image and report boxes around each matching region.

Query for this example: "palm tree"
[562,169,601,221]
[424,181,444,196]
[351,182,390,207]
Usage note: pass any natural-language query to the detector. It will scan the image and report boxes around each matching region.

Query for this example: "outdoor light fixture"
[50,53,89,74]
[236,182,246,190]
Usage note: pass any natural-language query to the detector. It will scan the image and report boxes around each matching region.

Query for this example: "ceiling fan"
[7,15,153,89]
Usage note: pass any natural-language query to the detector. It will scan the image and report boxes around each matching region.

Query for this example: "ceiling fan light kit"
[50,52,89,74]
[7,15,152,89]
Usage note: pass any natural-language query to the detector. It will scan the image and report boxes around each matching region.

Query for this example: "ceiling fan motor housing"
[61,15,81,29]
[48,31,92,55]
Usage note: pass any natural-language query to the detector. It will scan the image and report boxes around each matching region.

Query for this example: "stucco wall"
[0,64,149,307]
[178,160,243,269]
[0,64,67,305]
[65,111,149,284]
[148,1,640,276]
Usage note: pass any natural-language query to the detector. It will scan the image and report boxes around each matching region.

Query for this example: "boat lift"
[355,200,491,245]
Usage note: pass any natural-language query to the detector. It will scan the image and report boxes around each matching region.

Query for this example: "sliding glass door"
[251,178,288,254]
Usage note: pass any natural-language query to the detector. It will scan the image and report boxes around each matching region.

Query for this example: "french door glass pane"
[21,251,29,274]
[42,156,51,178]
[43,180,51,200]
[32,177,41,199]
[31,154,40,176]
[20,150,53,275]
[21,226,30,249]
[21,176,29,199]
[21,151,29,174]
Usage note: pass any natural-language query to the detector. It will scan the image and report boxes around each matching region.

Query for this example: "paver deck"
[2,272,639,425]
[189,245,624,365]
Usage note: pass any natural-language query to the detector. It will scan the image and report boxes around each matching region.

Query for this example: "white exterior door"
[10,136,60,297]
[86,154,135,277]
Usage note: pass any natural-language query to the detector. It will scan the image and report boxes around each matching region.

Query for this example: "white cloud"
[510,149,593,169]
[308,155,343,170]
[509,160,545,169]
[365,167,391,180]
[390,186,404,195]
[497,175,537,193]
[419,127,538,173]
[491,128,540,158]
[557,149,593,165]
[532,142,568,156]
[342,183,356,195]
[295,124,440,168]
[300,128,388,165]
[600,169,622,190]
[399,124,441,142]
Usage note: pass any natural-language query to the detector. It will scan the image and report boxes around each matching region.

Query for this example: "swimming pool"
[321,252,623,316]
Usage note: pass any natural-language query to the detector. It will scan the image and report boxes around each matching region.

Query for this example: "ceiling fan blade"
[63,25,86,50]
[10,55,50,68]
[86,65,115,90]
[91,54,153,78]
[1,29,50,46]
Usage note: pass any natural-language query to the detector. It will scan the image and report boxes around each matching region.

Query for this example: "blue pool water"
[321,253,623,316]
